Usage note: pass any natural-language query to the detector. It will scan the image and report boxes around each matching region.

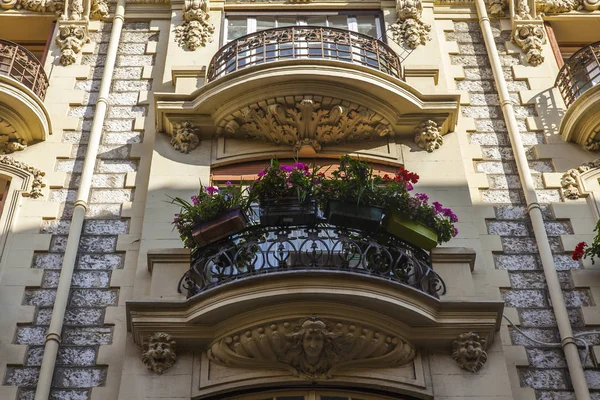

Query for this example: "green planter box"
[325,200,384,231]
[383,210,438,250]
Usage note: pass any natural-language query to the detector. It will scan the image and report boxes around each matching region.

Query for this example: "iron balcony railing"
[179,224,445,299]
[206,26,403,82]
[0,39,48,101]
[556,41,600,108]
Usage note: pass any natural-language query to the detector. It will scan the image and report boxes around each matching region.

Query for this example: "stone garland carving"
[536,0,599,12]
[174,0,215,51]
[142,332,177,374]
[0,156,46,198]
[414,120,443,152]
[0,0,63,13]
[55,24,89,66]
[223,98,391,153]
[452,332,488,373]
[561,159,600,199]
[170,121,200,153]
[208,316,416,379]
[512,24,546,67]
[389,0,431,49]
[586,136,600,152]
[487,0,508,17]
[90,0,109,19]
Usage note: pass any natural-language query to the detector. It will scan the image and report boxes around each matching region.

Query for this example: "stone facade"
[0,1,599,400]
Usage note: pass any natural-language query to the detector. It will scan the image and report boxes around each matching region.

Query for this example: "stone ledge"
[147,247,190,273]
[431,246,476,271]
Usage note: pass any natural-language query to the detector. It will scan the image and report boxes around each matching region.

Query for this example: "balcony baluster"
[0,39,49,101]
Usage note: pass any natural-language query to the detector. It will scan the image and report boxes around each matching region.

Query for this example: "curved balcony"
[206,26,402,83]
[556,41,600,148]
[0,39,51,145]
[179,224,446,299]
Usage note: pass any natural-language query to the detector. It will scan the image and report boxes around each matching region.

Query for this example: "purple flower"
[452,227,459,237]
[206,186,219,195]
[280,165,293,173]
[406,183,414,191]
[293,162,306,170]
[225,181,232,186]
[191,195,199,205]
[257,170,266,178]
[432,201,443,215]
[415,193,429,202]
[442,208,458,223]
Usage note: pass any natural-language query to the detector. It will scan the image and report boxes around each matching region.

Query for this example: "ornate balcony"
[556,41,600,149]
[0,39,51,148]
[179,224,445,299]
[206,26,403,83]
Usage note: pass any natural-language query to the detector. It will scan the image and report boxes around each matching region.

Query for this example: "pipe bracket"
[561,336,578,348]
[73,199,89,211]
[45,332,61,345]
[527,202,542,214]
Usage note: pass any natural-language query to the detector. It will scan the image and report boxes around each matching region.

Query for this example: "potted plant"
[171,182,251,248]
[249,160,321,226]
[377,169,458,249]
[318,155,385,231]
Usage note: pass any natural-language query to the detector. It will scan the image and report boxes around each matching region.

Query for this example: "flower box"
[191,206,248,247]
[259,197,318,226]
[325,200,384,231]
[383,210,438,250]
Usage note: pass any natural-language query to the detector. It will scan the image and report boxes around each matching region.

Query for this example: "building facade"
[0,0,599,399]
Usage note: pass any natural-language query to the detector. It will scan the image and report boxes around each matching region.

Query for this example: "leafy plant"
[249,160,321,203]
[572,219,600,263]
[170,182,250,248]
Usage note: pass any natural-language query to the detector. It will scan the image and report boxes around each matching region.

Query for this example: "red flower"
[572,242,587,261]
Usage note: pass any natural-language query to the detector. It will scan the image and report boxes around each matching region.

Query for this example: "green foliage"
[248,160,321,203]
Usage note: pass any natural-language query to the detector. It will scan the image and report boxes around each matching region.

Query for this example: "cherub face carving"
[452,332,488,372]
[141,332,177,374]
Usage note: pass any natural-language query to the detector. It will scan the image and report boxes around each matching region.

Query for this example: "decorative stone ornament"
[90,0,109,19]
[174,0,215,50]
[487,0,508,17]
[170,121,200,153]
[536,0,579,14]
[561,159,600,199]
[0,0,63,13]
[515,0,533,18]
[0,156,46,198]
[141,332,177,374]
[55,24,89,66]
[0,135,26,154]
[452,332,488,373]
[512,24,546,67]
[208,316,416,379]
[414,120,442,152]
[390,0,431,49]
[221,98,391,153]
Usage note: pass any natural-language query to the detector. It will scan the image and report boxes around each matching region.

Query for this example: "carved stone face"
[452,332,488,373]
[302,329,325,362]
[141,332,177,374]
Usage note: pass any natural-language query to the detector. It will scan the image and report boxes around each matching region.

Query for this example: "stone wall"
[447,20,599,399]
[3,21,157,400]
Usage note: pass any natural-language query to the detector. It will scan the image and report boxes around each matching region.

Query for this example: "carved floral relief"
[561,159,600,199]
[390,0,431,49]
[174,0,215,50]
[0,156,46,198]
[208,316,416,379]
[221,98,392,153]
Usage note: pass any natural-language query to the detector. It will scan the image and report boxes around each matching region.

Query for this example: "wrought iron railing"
[179,224,445,299]
[556,41,600,108]
[206,26,403,82]
[0,39,49,101]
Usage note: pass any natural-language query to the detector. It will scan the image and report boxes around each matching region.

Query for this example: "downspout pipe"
[473,1,592,399]
[34,1,126,399]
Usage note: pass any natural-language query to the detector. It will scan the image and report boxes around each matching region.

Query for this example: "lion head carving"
[141,332,177,374]
[452,332,488,373]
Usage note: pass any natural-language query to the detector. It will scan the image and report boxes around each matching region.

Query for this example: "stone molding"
[221,97,392,153]
[141,332,177,374]
[0,156,46,198]
[169,120,200,153]
[561,158,600,199]
[390,0,431,49]
[414,119,442,152]
[55,22,90,66]
[174,0,215,51]
[512,24,546,67]
[451,332,488,372]
[208,316,416,379]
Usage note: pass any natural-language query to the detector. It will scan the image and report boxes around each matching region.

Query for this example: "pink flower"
[452,227,458,237]
[206,186,219,195]
[225,181,232,186]
[432,201,443,215]
[280,165,293,173]
[572,242,587,261]
[191,195,199,205]
[257,170,266,178]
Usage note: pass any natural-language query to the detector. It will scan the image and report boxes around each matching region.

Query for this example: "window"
[226,390,406,400]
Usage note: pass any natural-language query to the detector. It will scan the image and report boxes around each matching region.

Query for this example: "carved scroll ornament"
[414,119,443,152]
[390,0,431,49]
[561,159,600,199]
[174,0,215,50]
[208,316,416,379]
[452,332,488,373]
[512,24,546,67]
[142,332,177,374]
[55,24,89,66]
[221,98,392,153]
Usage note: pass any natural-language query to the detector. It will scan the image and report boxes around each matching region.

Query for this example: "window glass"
[256,16,276,32]
[278,17,298,27]
[227,16,248,41]
[327,15,348,30]
[356,15,378,38]
[306,16,327,27]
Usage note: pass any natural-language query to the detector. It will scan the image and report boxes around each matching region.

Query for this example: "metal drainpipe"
[34,1,126,398]
[473,1,592,398]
